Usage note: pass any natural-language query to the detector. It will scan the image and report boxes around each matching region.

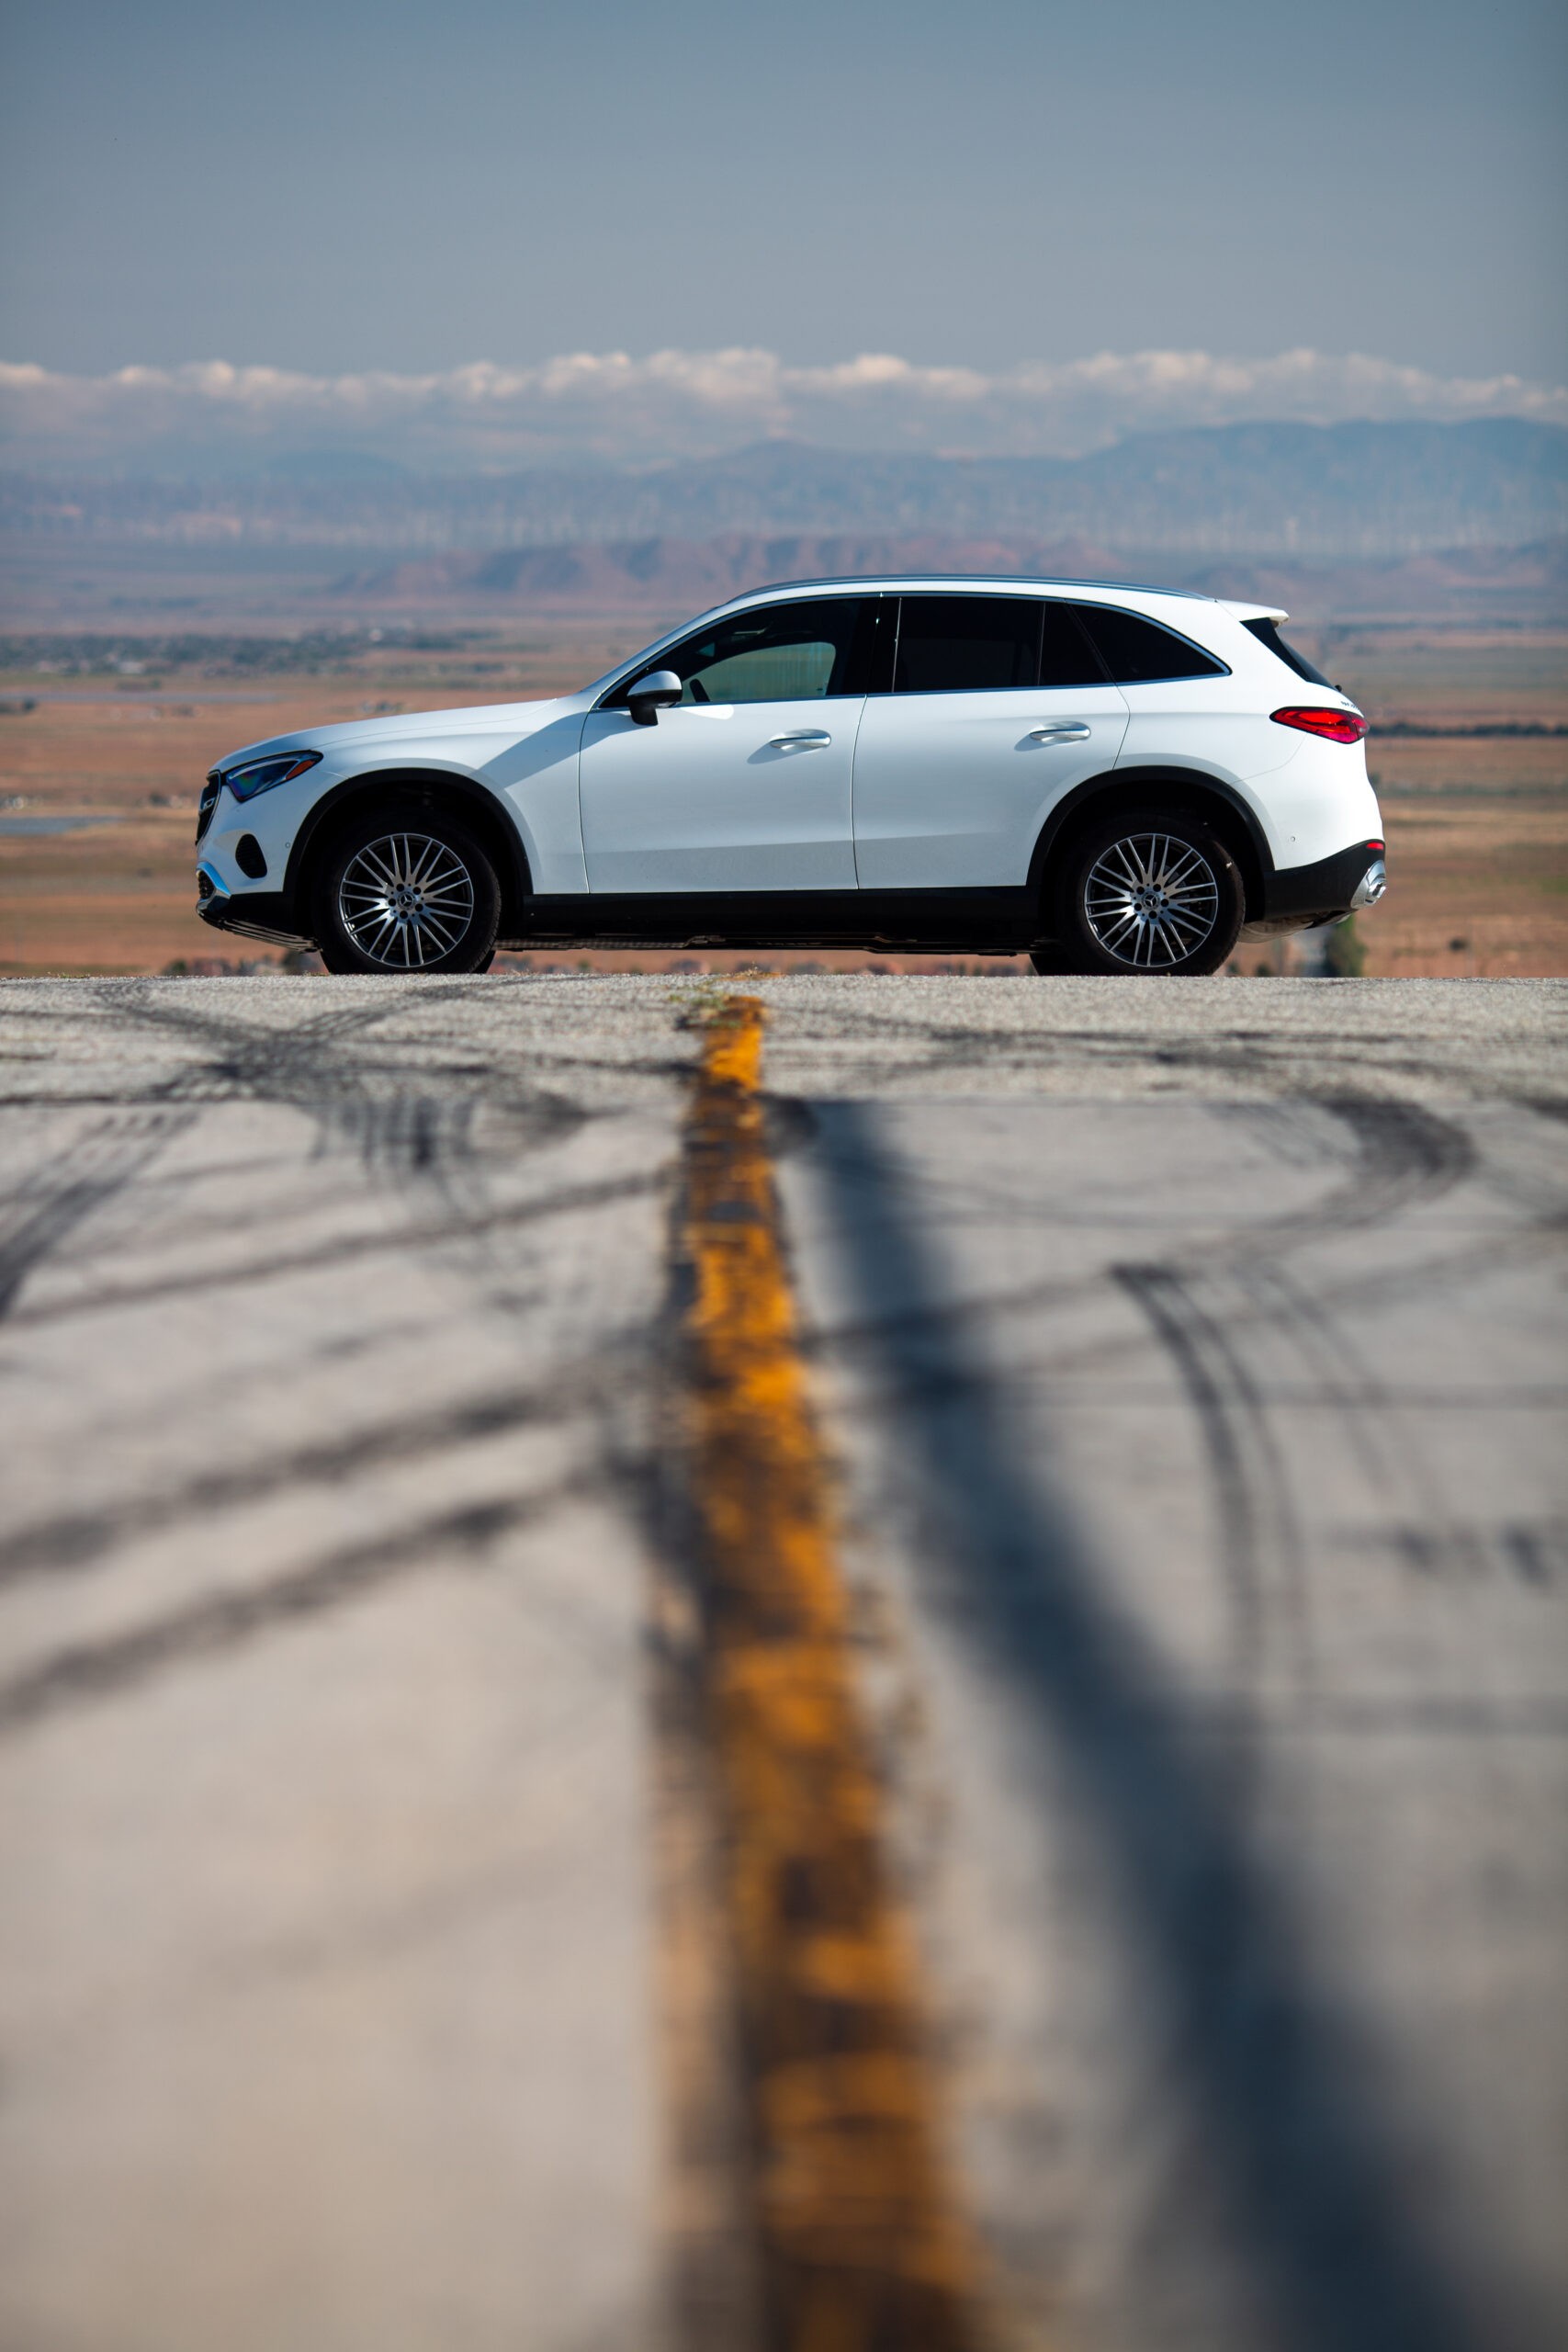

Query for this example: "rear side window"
[894,595,1042,693]
[1241,616,1333,688]
[1075,605,1227,683]
[1038,602,1109,687]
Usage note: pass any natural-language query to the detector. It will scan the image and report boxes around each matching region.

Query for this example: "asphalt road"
[0,975,1563,2352]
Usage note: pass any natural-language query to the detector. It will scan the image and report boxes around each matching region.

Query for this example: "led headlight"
[223,750,322,802]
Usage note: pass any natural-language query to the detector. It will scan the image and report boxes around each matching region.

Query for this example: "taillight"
[1271,705,1368,744]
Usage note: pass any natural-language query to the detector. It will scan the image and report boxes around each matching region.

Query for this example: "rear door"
[852,594,1128,888]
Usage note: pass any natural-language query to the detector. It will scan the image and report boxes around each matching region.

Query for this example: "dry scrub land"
[1,625,1563,978]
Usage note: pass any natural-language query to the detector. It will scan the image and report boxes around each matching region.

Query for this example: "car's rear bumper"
[1240,838,1386,939]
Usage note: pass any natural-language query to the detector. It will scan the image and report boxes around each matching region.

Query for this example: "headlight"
[223,750,322,802]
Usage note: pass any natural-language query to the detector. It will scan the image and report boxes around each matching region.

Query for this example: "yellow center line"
[676,993,980,2350]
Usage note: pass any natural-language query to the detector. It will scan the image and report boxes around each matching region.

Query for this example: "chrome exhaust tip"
[1350,858,1387,909]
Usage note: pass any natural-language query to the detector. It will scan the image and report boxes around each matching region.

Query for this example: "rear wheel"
[1044,808,1244,976]
[312,806,501,976]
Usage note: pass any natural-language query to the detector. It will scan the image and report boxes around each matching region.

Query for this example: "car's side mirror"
[626,670,682,727]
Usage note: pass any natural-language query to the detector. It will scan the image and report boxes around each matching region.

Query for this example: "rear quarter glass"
[1076,605,1228,683]
[1241,616,1335,689]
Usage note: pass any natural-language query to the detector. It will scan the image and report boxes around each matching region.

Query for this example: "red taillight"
[1271,705,1368,744]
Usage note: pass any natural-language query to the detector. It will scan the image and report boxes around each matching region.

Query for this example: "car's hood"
[215,693,583,772]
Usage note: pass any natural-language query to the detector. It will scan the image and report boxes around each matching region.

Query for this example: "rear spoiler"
[1219,602,1290,623]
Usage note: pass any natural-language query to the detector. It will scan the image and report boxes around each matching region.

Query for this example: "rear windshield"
[1241,616,1332,688]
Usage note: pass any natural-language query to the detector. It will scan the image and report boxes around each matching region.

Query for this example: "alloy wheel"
[1082,831,1221,969]
[336,831,477,969]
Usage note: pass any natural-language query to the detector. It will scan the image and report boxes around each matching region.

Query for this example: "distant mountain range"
[6,418,1565,561]
[326,531,1568,625]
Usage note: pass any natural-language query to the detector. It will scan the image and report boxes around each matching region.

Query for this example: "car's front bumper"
[197,866,305,945]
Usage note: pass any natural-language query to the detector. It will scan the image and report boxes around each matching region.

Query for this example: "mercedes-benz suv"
[194,575,1386,976]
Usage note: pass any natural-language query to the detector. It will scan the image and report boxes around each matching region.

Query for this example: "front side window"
[893,595,1042,693]
[608,597,867,707]
[1074,605,1227,683]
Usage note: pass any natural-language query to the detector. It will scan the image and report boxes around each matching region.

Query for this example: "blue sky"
[1,0,1563,464]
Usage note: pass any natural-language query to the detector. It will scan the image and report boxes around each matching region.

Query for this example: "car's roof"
[586,573,1289,697]
[745,571,1214,602]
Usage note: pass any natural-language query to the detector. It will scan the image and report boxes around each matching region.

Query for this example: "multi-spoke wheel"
[1043,807,1245,976]
[313,806,501,975]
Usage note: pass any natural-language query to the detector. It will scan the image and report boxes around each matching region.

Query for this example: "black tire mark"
[0,1480,579,1738]
[756,996,1525,1106]
[0,974,634,1337]
[1109,1102,1475,1689]
[97,981,596,1253]
[1235,1261,1437,1519]
[4,1166,662,1329]
[1115,1264,1308,1690]
[0,1365,612,1588]
[1303,1094,1477,1235]
[0,1107,197,1317]
[800,1091,1487,1394]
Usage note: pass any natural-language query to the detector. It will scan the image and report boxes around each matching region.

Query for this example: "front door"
[852,595,1129,888]
[579,596,871,894]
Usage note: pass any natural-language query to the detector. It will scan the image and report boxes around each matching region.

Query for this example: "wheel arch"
[1028,767,1271,928]
[286,770,533,938]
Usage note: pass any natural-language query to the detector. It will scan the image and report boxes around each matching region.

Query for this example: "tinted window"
[1039,601,1110,687]
[1241,616,1332,688]
[894,595,1041,693]
[1076,605,1227,683]
[615,596,865,706]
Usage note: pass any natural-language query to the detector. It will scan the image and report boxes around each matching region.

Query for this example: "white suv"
[194,576,1386,975]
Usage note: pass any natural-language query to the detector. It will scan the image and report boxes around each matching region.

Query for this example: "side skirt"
[510,888,1037,954]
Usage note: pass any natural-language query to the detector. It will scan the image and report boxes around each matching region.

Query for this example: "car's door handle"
[768,729,832,749]
[1027,722,1092,742]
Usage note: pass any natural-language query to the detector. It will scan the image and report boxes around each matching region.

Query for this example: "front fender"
[281,768,535,930]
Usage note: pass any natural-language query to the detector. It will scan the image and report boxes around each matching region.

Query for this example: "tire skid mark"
[0,1481,581,1737]
[1114,1264,1307,1691]
[30,977,631,1230]
[91,985,600,1285]
[4,1167,661,1329]
[0,1366,610,1588]
[1306,1094,1477,1233]
[758,1001,1524,1105]
[674,997,980,2350]
[1112,1099,1477,1690]
[0,1107,197,1318]
[1235,1261,1436,1518]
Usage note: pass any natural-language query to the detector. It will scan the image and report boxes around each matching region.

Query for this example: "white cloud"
[2,347,1563,469]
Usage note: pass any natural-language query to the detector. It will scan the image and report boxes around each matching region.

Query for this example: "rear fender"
[1028,767,1271,929]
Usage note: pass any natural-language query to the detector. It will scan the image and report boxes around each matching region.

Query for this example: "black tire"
[311,804,502,976]
[1048,807,1244,976]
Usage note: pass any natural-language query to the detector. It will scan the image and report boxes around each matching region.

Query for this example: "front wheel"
[1047,809,1244,976]
[312,806,502,975]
